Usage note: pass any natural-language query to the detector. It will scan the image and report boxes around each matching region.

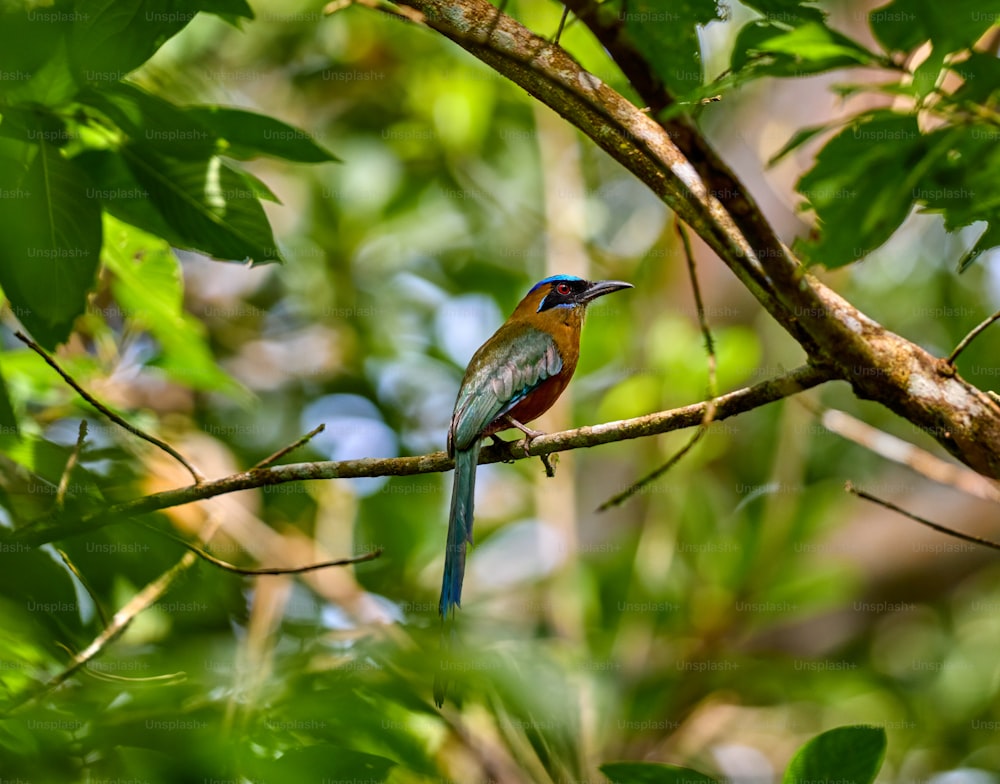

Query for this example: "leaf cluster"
[0,0,336,349]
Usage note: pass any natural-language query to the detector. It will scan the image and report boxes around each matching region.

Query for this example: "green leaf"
[870,0,997,54]
[101,215,248,398]
[81,83,217,159]
[949,51,1000,105]
[794,112,927,267]
[3,36,78,107]
[186,106,339,163]
[759,22,876,63]
[0,7,73,81]
[620,0,722,96]
[731,20,877,80]
[69,0,253,82]
[73,148,188,246]
[782,725,886,784]
[602,762,722,784]
[913,126,1000,271]
[121,145,283,264]
[0,142,102,348]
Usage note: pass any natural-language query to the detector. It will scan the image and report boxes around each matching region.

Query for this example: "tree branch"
[390,0,1000,479]
[4,365,833,549]
[15,331,206,484]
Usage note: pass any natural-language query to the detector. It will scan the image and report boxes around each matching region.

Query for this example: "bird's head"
[513,275,633,323]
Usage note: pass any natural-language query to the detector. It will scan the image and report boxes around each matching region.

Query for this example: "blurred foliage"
[0,0,999,782]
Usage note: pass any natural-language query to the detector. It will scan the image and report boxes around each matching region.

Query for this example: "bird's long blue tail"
[439,440,480,617]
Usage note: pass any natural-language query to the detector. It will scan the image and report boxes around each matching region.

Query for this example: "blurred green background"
[1,0,999,782]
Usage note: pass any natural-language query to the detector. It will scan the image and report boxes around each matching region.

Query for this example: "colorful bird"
[439,274,633,618]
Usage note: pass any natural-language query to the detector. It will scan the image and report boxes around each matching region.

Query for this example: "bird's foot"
[504,417,555,477]
[504,416,544,453]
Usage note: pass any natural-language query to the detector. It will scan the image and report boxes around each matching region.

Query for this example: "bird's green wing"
[450,324,562,452]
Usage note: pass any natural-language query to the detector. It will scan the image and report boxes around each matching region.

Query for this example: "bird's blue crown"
[528,274,584,294]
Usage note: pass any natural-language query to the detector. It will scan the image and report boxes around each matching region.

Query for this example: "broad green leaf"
[0,8,72,81]
[619,0,722,96]
[82,83,217,159]
[949,51,1000,105]
[913,127,1000,271]
[794,112,927,267]
[782,725,886,784]
[757,22,877,63]
[122,145,283,264]
[101,215,247,398]
[910,45,947,99]
[3,37,78,107]
[0,141,102,348]
[236,167,282,203]
[70,0,253,82]
[602,762,721,784]
[869,0,926,52]
[186,106,339,163]
[731,20,877,79]
[870,0,997,54]
[73,148,188,246]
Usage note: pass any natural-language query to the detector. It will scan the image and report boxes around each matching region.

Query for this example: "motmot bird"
[440,274,633,617]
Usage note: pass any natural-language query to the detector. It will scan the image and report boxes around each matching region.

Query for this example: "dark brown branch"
[15,332,206,484]
[947,309,1000,365]
[140,520,383,575]
[847,481,1000,552]
[4,365,834,549]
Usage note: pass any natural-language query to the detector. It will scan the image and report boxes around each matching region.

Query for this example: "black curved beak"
[578,280,633,304]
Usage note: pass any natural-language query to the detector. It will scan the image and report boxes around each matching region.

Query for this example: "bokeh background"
[2,0,999,781]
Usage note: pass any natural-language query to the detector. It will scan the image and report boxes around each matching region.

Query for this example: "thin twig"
[53,642,185,684]
[330,0,425,24]
[946,309,1000,365]
[598,222,720,510]
[55,547,110,628]
[139,520,382,575]
[598,427,710,511]
[55,420,88,510]
[553,5,570,44]
[679,222,718,398]
[5,364,835,549]
[252,424,326,470]
[846,481,1000,552]
[83,667,186,684]
[14,332,205,485]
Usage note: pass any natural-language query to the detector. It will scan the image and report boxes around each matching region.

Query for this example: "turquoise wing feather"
[449,324,562,452]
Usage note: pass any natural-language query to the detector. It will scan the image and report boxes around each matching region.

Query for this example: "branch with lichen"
[5,364,833,549]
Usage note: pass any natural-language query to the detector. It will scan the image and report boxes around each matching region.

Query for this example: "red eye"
[556,282,571,296]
